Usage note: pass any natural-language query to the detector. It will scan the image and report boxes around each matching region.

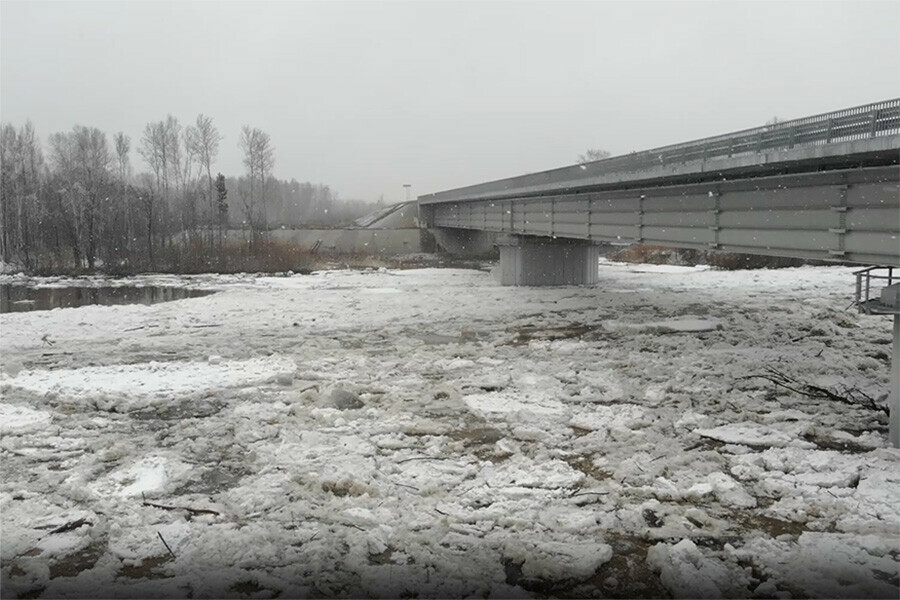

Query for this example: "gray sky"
[2,1,898,203]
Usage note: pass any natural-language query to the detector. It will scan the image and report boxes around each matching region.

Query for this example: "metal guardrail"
[420,98,900,203]
[856,266,900,315]
[635,98,900,168]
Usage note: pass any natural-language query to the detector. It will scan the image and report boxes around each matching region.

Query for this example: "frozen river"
[1,261,897,598]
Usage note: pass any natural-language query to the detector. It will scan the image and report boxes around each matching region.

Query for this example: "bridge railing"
[420,98,900,203]
[581,99,900,173]
[652,98,900,166]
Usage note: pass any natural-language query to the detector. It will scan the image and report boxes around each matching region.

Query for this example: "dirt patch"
[731,510,808,539]
[174,465,249,495]
[367,546,414,566]
[48,540,107,579]
[570,426,593,437]
[504,323,600,346]
[229,579,281,598]
[563,535,671,599]
[803,433,878,454]
[500,534,672,598]
[564,455,613,481]
[118,554,172,580]
[130,399,224,421]
[322,479,368,497]
[447,425,510,461]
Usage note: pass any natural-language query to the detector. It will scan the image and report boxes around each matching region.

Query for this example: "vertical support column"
[829,184,849,258]
[708,190,721,250]
[550,198,555,238]
[496,235,599,286]
[587,197,594,239]
[636,195,645,244]
[891,314,899,448]
[869,109,880,138]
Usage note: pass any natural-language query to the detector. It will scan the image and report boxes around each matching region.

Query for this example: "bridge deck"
[420,99,900,204]
[420,100,900,266]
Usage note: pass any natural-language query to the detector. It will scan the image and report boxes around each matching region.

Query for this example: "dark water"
[0,285,214,313]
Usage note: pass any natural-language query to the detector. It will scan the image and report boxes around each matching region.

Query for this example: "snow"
[695,422,799,447]
[1,262,897,598]
[647,538,736,598]
[4,355,297,411]
[0,403,52,434]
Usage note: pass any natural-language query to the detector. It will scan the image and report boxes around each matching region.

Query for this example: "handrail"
[421,98,900,202]
[855,266,898,315]
[628,98,900,168]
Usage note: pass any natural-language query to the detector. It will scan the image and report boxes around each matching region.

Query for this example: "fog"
[2,0,898,201]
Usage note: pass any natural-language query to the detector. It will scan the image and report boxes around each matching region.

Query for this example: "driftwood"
[142,499,220,517]
[157,531,176,559]
[742,367,887,415]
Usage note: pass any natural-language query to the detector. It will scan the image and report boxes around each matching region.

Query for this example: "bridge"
[419,98,900,447]
[419,98,900,286]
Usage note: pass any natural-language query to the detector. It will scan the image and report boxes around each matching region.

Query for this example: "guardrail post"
[856,270,863,310]
[707,190,721,249]
[892,315,900,447]
[550,198,555,237]
[829,184,849,257]
[636,195,645,243]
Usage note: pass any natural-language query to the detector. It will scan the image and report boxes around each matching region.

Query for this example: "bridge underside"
[423,165,899,285]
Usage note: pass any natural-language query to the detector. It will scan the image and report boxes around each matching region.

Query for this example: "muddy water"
[0,284,214,313]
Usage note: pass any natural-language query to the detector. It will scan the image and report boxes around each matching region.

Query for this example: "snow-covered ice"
[1,262,897,598]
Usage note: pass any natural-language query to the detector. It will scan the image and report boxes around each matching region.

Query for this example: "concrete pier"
[497,235,600,286]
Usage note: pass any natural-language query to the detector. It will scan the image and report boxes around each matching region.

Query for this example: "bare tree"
[191,114,221,241]
[138,122,166,199]
[114,133,131,182]
[181,124,199,234]
[256,130,275,235]
[578,148,611,164]
[238,126,257,239]
[215,172,228,249]
[0,122,44,268]
[113,132,132,251]
[0,124,16,262]
[136,173,157,268]
[238,126,276,246]
[164,115,182,194]
[49,125,111,269]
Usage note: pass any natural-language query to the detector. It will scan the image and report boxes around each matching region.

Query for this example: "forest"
[0,115,375,275]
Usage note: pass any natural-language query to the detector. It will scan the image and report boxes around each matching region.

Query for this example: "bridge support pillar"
[496,235,600,286]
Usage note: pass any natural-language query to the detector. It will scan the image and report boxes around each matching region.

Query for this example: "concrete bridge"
[419,98,900,286]
[420,98,900,446]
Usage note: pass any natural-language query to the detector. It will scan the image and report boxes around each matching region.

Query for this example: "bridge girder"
[423,165,900,266]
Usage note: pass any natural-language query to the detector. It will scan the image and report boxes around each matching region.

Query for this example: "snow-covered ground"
[1,261,898,598]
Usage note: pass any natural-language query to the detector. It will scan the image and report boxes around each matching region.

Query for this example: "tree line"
[0,115,373,274]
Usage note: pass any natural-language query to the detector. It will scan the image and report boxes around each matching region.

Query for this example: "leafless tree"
[238,126,275,244]
[0,115,355,275]
[191,114,222,241]
[139,122,166,200]
[113,132,132,246]
[0,122,44,268]
[578,148,611,164]
[49,125,111,269]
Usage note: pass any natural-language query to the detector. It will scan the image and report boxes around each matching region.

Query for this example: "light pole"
[403,184,412,203]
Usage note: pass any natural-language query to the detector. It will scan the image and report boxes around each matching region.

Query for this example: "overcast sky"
[2,1,898,203]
